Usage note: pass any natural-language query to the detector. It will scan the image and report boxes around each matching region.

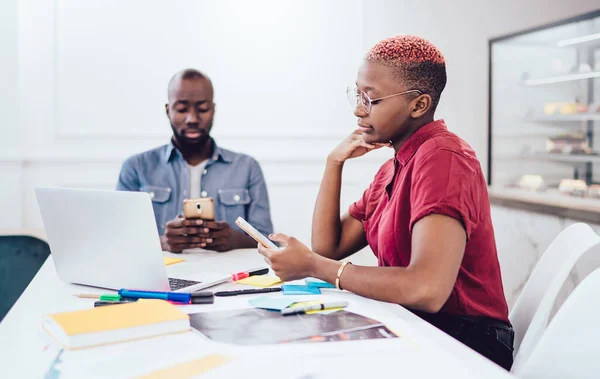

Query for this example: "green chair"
[0,235,50,321]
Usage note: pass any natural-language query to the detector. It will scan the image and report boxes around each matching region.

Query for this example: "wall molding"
[0,146,391,164]
[0,156,387,164]
[55,129,350,141]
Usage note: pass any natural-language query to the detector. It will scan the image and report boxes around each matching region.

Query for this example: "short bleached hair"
[366,35,447,110]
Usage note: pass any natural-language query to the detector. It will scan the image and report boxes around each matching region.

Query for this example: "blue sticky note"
[305,277,336,289]
[281,285,322,295]
[248,296,299,311]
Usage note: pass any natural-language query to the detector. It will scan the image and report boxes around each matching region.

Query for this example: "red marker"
[232,267,269,281]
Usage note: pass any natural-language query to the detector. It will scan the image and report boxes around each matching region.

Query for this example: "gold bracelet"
[335,261,352,290]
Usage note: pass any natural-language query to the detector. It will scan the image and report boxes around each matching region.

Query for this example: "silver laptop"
[35,187,230,292]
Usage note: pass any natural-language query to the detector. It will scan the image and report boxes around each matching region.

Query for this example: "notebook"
[42,299,190,349]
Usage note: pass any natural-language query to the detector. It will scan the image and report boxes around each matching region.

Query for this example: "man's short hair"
[167,69,213,101]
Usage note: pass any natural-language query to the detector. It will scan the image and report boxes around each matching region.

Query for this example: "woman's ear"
[410,94,432,118]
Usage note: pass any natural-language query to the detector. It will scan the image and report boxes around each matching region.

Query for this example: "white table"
[0,248,514,378]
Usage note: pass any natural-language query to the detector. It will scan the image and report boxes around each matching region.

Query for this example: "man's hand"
[257,233,317,281]
[161,215,212,253]
[202,221,256,252]
[198,221,233,252]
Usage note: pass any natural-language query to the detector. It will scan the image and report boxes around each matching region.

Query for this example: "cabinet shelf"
[530,115,600,122]
[524,71,600,86]
[557,33,600,47]
[522,153,600,164]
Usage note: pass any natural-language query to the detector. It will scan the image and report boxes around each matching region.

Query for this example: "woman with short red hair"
[259,35,514,370]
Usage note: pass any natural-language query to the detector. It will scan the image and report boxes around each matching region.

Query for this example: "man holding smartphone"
[116,69,273,252]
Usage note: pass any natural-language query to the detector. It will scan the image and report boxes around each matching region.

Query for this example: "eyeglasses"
[346,86,422,114]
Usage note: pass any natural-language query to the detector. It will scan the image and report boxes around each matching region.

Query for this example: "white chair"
[511,223,600,372]
[517,268,600,379]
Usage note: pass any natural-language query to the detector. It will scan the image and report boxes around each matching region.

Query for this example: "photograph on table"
[189,309,400,346]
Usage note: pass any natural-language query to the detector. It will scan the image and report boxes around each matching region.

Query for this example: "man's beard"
[171,125,211,152]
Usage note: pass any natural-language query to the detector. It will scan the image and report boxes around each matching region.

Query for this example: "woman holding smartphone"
[257,35,514,370]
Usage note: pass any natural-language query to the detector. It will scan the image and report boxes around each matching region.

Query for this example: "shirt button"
[201,191,208,197]
[203,169,207,175]
[149,192,155,199]
[233,194,241,202]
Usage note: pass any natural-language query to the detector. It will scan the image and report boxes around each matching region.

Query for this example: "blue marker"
[118,289,214,304]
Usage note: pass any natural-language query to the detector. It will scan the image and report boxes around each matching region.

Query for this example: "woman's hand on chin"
[328,129,390,165]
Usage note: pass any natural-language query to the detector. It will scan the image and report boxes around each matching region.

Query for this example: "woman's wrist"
[306,252,321,278]
[310,254,340,284]
[327,154,345,167]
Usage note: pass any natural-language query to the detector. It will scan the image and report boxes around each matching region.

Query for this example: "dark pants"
[411,310,514,371]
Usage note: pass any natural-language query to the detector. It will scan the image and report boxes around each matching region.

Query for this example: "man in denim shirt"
[117,69,273,252]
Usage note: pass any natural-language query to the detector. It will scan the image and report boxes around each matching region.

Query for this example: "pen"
[74,294,123,301]
[281,301,349,316]
[203,267,271,288]
[118,289,190,303]
[94,300,137,307]
[117,289,214,304]
[214,287,282,297]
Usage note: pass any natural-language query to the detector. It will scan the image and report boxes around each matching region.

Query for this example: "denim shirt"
[116,139,274,237]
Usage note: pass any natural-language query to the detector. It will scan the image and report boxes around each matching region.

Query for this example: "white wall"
[3,0,389,259]
[0,0,22,229]
[1,0,599,267]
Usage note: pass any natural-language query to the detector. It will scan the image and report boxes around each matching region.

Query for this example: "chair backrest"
[517,268,600,379]
[0,235,50,320]
[511,223,600,372]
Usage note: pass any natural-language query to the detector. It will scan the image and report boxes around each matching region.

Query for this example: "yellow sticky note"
[163,257,184,266]
[289,300,323,308]
[236,276,282,287]
[138,354,234,379]
[306,308,342,315]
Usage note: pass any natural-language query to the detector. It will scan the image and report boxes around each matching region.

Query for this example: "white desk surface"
[0,248,514,378]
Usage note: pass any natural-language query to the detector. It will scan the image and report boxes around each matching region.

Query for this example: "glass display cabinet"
[489,10,600,199]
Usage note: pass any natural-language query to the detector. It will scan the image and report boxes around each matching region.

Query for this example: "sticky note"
[236,276,282,287]
[281,285,322,295]
[305,277,336,289]
[138,354,234,379]
[163,257,184,266]
[248,296,300,311]
[305,308,343,315]
[288,300,322,308]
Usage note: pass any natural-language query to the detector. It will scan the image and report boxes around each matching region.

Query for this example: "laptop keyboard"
[169,278,200,291]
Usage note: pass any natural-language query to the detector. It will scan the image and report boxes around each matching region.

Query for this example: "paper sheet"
[236,275,282,287]
[163,257,184,266]
[43,332,219,379]
[137,354,233,379]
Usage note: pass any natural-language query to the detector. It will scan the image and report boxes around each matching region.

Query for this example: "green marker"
[99,294,122,301]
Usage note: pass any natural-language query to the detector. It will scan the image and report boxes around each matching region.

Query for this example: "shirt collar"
[164,138,233,164]
[395,119,447,166]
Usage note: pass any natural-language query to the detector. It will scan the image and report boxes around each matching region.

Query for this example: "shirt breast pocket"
[218,188,251,223]
[140,186,171,229]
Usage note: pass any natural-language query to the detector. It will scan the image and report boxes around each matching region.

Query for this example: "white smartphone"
[235,217,278,249]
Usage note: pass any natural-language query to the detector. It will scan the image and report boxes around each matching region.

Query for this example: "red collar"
[395,119,447,166]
